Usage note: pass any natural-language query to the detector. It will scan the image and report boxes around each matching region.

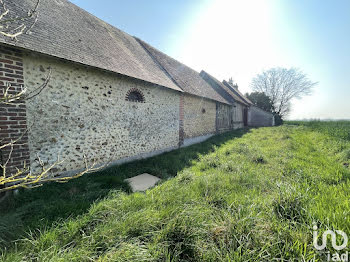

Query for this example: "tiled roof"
[200,71,249,106]
[0,0,182,92]
[136,38,230,104]
[222,80,253,105]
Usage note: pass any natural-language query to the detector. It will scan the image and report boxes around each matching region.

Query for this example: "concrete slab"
[125,173,161,192]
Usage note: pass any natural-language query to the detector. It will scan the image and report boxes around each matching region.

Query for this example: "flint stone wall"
[23,52,180,174]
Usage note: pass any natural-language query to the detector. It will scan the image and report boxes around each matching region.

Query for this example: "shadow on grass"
[0,128,250,249]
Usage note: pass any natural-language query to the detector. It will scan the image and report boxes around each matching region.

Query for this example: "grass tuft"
[1,122,350,261]
[273,189,307,223]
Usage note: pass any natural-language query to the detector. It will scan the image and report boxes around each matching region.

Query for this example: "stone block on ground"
[125,173,161,192]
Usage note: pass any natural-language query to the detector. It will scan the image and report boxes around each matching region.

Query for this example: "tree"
[245,92,274,112]
[0,0,39,40]
[251,67,317,118]
[0,0,100,194]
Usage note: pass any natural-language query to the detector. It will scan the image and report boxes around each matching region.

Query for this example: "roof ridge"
[200,71,236,104]
[0,0,182,92]
[135,38,231,104]
[200,70,248,106]
[135,37,183,92]
[136,38,205,76]
[222,80,253,105]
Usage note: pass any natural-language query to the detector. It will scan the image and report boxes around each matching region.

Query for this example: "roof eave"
[0,41,184,93]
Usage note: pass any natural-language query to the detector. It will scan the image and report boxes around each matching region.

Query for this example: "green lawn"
[1,123,350,261]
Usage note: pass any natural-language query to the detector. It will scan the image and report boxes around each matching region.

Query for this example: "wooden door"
[243,107,248,126]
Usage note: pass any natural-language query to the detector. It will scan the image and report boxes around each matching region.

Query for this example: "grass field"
[288,120,350,141]
[0,122,349,261]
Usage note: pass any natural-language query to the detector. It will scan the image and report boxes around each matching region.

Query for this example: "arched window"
[126,88,145,103]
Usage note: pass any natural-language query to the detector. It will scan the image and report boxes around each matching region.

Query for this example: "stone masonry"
[179,94,185,146]
[0,43,274,178]
[23,52,180,174]
[182,94,216,139]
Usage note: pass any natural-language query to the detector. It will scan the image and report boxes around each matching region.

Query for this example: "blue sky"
[70,0,350,120]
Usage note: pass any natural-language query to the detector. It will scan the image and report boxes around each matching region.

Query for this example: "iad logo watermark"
[313,223,348,261]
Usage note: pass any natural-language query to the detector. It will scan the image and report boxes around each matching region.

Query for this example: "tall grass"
[288,120,350,141]
[1,123,350,261]
[0,130,247,250]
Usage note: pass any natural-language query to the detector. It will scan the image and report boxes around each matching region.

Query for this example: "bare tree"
[251,67,317,117]
[0,0,103,194]
[0,70,50,105]
[0,0,39,40]
[0,152,101,193]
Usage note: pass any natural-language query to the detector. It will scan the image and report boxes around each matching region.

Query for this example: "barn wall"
[232,103,245,129]
[2,45,277,177]
[248,106,274,127]
[216,103,245,133]
[23,52,180,174]
[182,94,216,139]
[216,103,231,133]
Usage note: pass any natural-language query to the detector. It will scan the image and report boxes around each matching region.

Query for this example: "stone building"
[221,80,275,127]
[200,71,250,130]
[0,0,274,176]
[136,39,232,146]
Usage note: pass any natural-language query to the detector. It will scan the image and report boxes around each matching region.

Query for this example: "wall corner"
[0,44,30,177]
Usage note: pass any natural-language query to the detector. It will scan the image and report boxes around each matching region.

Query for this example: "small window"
[126,89,145,103]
